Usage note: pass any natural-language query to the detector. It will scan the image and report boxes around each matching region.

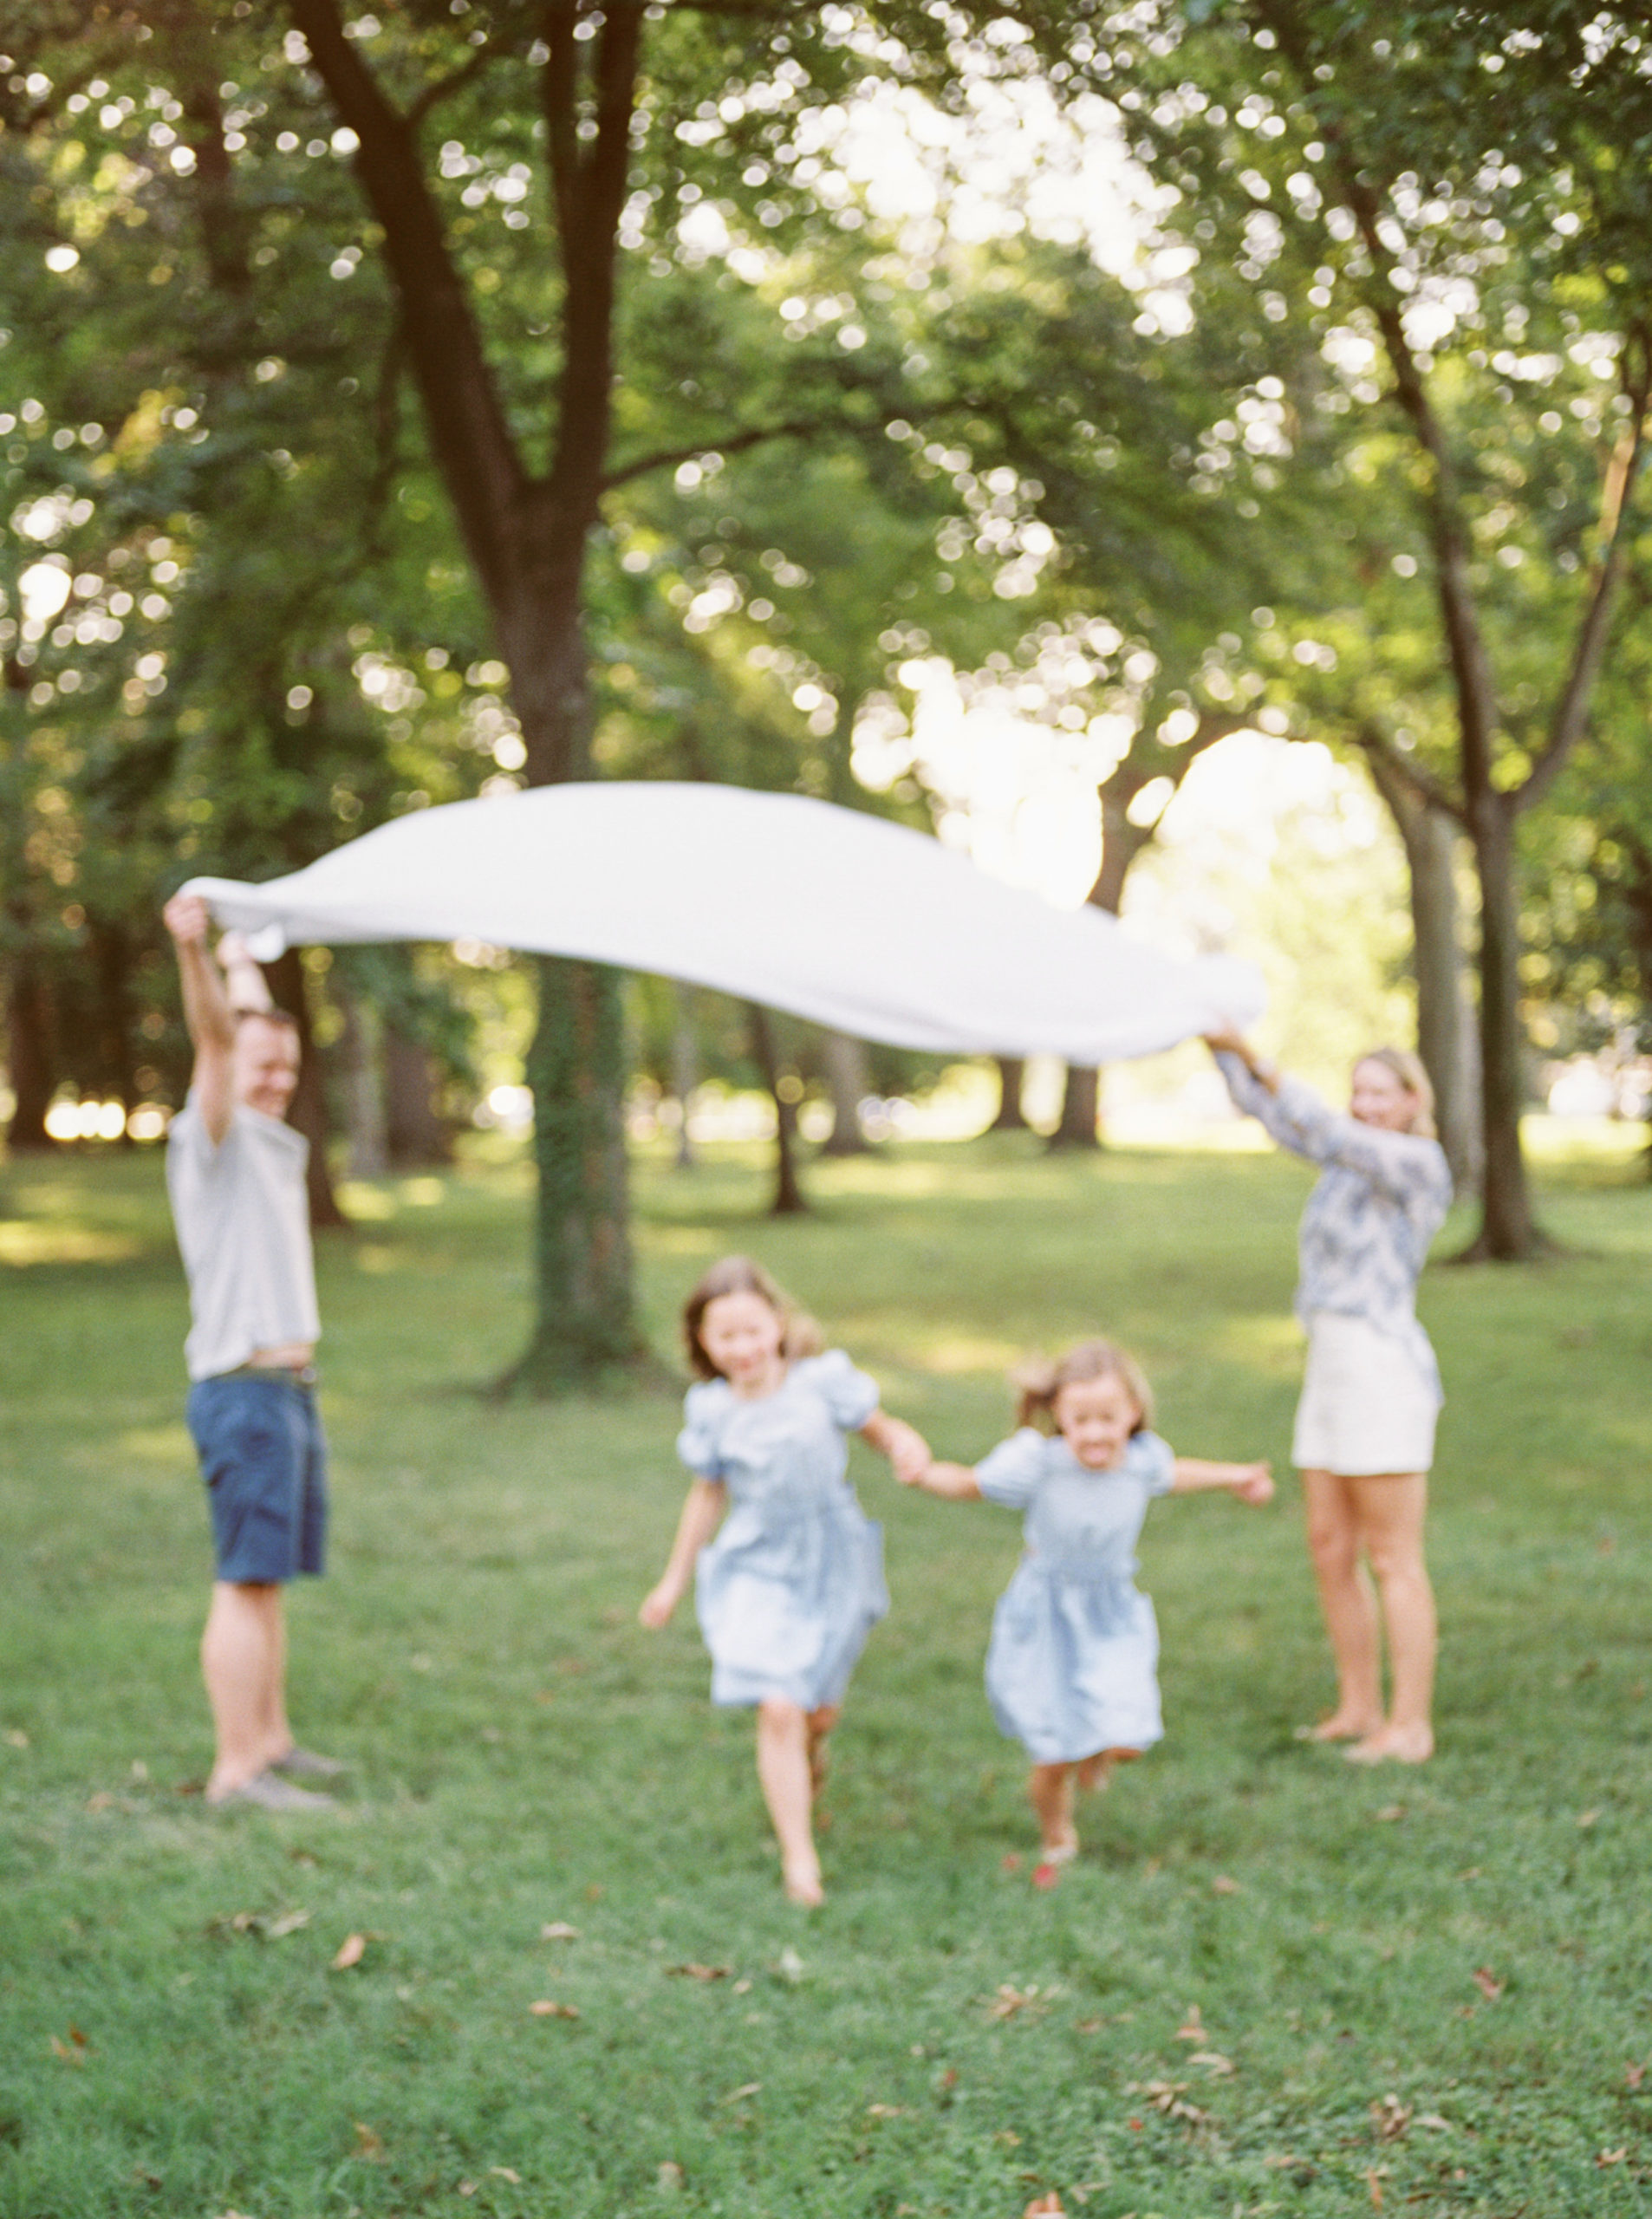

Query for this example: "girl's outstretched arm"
[859,1409,931,1485]
[901,1460,984,1500]
[1171,1457,1274,1506]
[639,1479,727,1627]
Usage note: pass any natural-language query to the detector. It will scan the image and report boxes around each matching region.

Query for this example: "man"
[163,891,343,1810]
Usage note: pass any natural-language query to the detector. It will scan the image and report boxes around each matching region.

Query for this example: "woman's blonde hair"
[1012,1337,1154,1434]
[681,1254,822,1381]
[1356,1046,1437,1138]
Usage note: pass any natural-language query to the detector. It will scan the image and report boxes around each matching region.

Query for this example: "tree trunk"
[291,0,645,1383]
[817,1029,870,1156]
[990,1057,1030,1131]
[260,949,347,1230]
[1461,795,1538,1258]
[385,1026,452,1168]
[88,916,138,1144]
[1049,1064,1101,1149]
[339,987,389,1181]
[510,955,638,1389]
[750,1003,807,1216]
[1049,788,1143,1152]
[668,993,698,1170]
[4,953,55,1152]
[1365,753,1482,1192]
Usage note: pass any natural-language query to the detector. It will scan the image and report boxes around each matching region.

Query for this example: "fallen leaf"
[866,2103,905,2119]
[353,2122,385,2161]
[49,2035,85,2065]
[490,2166,521,2184]
[1188,2050,1235,2076]
[1577,1809,1600,1830]
[664,1962,730,1981]
[1127,2117,1143,2131]
[722,2083,763,2104]
[1365,2164,1385,2209]
[994,2129,1023,2147]
[937,2066,959,2092]
[1211,1874,1240,1896]
[775,1945,804,1983]
[3,1728,28,1748]
[458,2183,477,2198]
[540,1922,579,1942]
[1174,2007,1205,2041]
[88,1792,114,1812]
[732,1978,752,1994]
[1626,2062,1647,2092]
[1023,2196,1064,2216]
[1074,2017,1102,2034]
[1130,2078,1206,2122]
[1415,2113,1452,2131]
[1471,1968,1504,2001]
[1375,1804,1406,1824]
[1597,2148,1628,2168]
[986,1984,1050,2021]
[264,1910,309,1939]
[528,1999,579,2018]
[331,1933,367,1971]
[1371,2094,1411,2142]
[656,2161,684,2190]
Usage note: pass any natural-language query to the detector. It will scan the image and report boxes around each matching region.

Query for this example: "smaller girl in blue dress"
[640,1256,930,1906]
[906,1339,1272,1885]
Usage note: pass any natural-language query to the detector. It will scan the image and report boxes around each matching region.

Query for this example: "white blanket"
[183,782,1261,1060]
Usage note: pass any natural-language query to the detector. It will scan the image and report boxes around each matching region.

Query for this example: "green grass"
[3,1134,1650,2219]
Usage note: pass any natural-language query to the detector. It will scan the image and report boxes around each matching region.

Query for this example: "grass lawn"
[2,1130,1650,2219]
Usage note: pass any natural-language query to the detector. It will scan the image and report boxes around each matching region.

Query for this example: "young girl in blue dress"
[906,1339,1272,1885]
[640,1257,930,1906]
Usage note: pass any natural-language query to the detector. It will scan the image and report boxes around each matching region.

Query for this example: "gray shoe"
[208,1769,336,1812]
[269,1746,348,1781]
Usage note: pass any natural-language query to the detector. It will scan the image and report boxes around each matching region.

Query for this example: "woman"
[1206,1031,1453,1763]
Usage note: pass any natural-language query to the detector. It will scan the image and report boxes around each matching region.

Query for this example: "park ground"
[2,1129,1650,2219]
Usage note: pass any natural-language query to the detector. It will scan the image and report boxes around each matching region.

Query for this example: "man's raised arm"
[163,895,267,1143]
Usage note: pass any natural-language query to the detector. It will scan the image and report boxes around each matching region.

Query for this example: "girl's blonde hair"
[1356,1046,1437,1138]
[1012,1338,1154,1434]
[681,1254,823,1381]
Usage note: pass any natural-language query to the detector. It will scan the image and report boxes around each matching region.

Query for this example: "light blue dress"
[679,1350,888,1711]
[976,1427,1177,1764]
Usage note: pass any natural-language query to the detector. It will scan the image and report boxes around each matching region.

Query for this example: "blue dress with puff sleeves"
[679,1350,889,1711]
[976,1427,1176,1763]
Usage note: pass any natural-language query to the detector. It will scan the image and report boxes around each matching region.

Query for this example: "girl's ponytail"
[1012,1339,1154,1433]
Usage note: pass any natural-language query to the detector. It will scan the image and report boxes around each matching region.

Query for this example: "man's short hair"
[233,1006,300,1033]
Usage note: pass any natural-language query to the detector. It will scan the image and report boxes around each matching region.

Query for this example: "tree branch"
[1256,0,1503,808]
[1350,721,1467,826]
[407,43,498,132]
[600,418,816,493]
[287,0,523,602]
[1519,323,1652,815]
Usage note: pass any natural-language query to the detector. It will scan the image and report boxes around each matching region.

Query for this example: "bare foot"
[1297,1711,1384,1744]
[1031,1838,1077,1890]
[1345,1724,1434,1766]
[784,1858,825,1908]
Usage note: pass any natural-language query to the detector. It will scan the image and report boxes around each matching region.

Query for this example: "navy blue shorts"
[186,1374,328,1584]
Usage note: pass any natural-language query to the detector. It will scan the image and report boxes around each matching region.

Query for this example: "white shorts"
[1292,1312,1439,1476]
